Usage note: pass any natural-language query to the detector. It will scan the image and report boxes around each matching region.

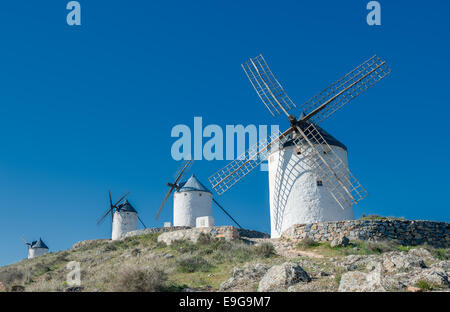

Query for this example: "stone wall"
[124,226,270,243]
[281,219,450,248]
[157,226,240,245]
[122,226,192,239]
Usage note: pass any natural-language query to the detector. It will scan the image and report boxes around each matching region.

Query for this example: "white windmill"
[209,54,391,238]
[157,159,242,228]
[22,237,49,259]
[97,191,147,240]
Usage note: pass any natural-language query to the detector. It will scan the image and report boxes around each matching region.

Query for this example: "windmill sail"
[302,55,391,125]
[209,54,389,219]
[173,158,193,180]
[156,159,193,220]
[97,191,129,225]
[156,184,176,220]
[209,129,292,195]
[242,54,296,117]
[212,198,242,229]
[137,215,147,228]
[293,122,368,209]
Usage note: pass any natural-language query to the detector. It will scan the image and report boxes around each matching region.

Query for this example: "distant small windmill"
[22,236,49,259]
[97,191,147,240]
[209,54,391,237]
[157,159,242,228]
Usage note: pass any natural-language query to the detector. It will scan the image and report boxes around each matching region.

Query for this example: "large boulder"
[220,263,269,292]
[339,255,381,271]
[384,268,449,290]
[419,268,449,287]
[258,262,311,292]
[382,252,426,273]
[408,248,433,259]
[431,261,450,271]
[10,285,25,292]
[338,268,385,292]
[0,281,7,292]
[330,236,350,248]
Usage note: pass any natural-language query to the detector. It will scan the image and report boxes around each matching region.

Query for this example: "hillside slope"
[0,231,449,292]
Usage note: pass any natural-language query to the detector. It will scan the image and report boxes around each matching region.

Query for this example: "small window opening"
[317,180,323,186]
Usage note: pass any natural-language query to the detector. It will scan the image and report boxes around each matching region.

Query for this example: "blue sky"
[1,1,449,265]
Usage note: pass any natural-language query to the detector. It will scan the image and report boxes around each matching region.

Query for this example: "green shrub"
[431,248,450,261]
[254,242,275,258]
[170,240,198,253]
[131,248,141,257]
[359,214,388,221]
[359,214,405,221]
[136,233,161,244]
[0,268,24,287]
[176,254,213,273]
[103,244,117,252]
[362,241,398,254]
[415,280,433,291]
[334,273,342,285]
[197,233,214,245]
[156,241,167,249]
[112,266,167,292]
[296,238,320,249]
[396,245,415,252]
[211,240,255,264]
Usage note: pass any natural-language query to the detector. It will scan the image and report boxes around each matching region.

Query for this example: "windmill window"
[317,180,323,186]
[199,193,202,197]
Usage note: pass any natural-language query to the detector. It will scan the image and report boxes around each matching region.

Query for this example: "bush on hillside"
[112,266,167,292]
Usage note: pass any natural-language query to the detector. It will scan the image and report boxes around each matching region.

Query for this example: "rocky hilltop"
[0,218,449,292]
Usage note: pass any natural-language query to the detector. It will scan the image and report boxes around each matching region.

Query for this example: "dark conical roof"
[118,200,138,213]
[30,238,49,249]
[176,174,211,193]
[279,120,347,151]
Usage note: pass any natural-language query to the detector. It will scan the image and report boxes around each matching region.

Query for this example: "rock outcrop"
[382,251,426,273]
[220,263,269,292]
[330,236,349,248]
[339,269,385,292]
[258,262,311,292]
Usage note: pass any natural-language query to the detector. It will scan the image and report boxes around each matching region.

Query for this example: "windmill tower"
[173,174,213,227]
[267,118,354,237]
[97,191,147,240]
[209,54,391,238]
[23,237,49,259]
[157,160,242,228]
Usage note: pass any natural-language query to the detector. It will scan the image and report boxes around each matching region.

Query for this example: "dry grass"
[0,232,279,292]
[111,265,168,292]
